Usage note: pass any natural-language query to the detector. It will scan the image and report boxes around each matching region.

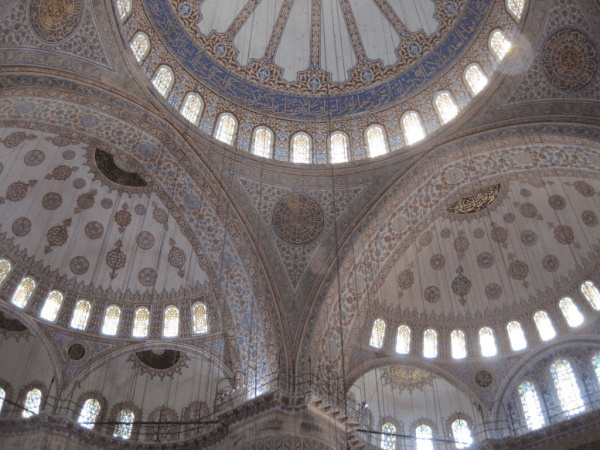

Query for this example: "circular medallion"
[521,229,538,246]
[62,150,76,160]
[430,254,446,270]
[12,217,31,237]
[424,286,441,303]
[474,369,493,388]
[29,0,84,43]
[24,150,45,166]
[139,268,157,286]
[542,254,560,272]
[67,343,86,361]
[72,178,86,189]
[272,194,324,245]
[85,221,104,239]
[582,210,598,227]
[101,198,113,209]
[136,231,155,250]
[485,283,502,300]
[42,192,62,210]
[70,256,89,275]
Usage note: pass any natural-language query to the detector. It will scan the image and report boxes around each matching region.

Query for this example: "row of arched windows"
[370,281,600,358]
[380,419,473,449]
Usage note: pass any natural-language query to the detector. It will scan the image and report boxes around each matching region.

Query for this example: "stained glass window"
[533,311,556,341]
[381,422,396,449]
[507,0,524,20]
[396,325,411,355]
[479,327,497,357]
[582,281,600,311]
[550,359,585,416]
[452,419,473,449]
[435,91,459,124]
[70,300,91,330]
[252,127,273,158]
[39,290,64,322]
[518,381,545,431]
[152,66,174,98]
[370,319,386,349]
[11,277,36,309]
[0,259,12,286]
[22,388,42,418]
[132,307,150,338]
[114,409,134,439]
[416,424,433,450]
[192,302,208,334]
[507,321,528,351]
[0,387,5,413]
[180,93,203,125]
[464,64,488,96]
[330,132,349,163]
[291,133,312,164]
[214,113,237,145]
[402,111,426,145]
[423,329,438,359]
[116,0,131,21]
[592,353,600,384]
[78,399,101,430]
[490,30,512,60]
[102,305,121,336]
[130,33,150,63]
[451,330,467,360]
[559,297,584,328]
[366,125,388,157]
[164,305,179,337]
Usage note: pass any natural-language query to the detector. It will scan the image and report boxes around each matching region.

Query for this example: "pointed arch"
[370,319,385,349]
[113,409,135,439]
[506,321,527,351]
[40,290,64,322]
[401,111,426,145]
[329,131,349,163]
[22,388,42,418]
[164,305,180,337]
[434,91,459,124]
[581,281,600,310]
[365,125,388,157]
[130,32,150,63]
[518,381,545,431]
[507,0,524,21]
[78,398,101,429]
[11,277,36,309]
[396,325,411,355]
[559,297,584,327]
[479,327,497,357]
[533,311,556,341]
[550,359,584,416]
[423,328,438,359]
[0,259,12,287]
[116,0,132,21]
[132,307,150,338]
[451,329,467,359]
[464,63,488,96]
[152,65,174,98]
[252,126,274,158]
[490,29,512,60]
[70,300,91,330]
[192,302,208,334]
[291,132,312,164]
[180,93,203,125]
[102,305,121,336]
[416,424,433,450]
[451,419,473,449]
[214,113,237,145]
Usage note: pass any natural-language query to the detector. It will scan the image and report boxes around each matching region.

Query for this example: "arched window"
[533,311,556,341]
[581,281,600,310]
[152,65,174,98]
[22,388,42,418]
[423,329,438,359]
[102,305,121,336]
[464,64,488,96]
[164,305,179,337]
[365,125,388,158]
[132,307,150,338]
[11,277,36,309]
[592,353,600,384]
[130,32,150,63]
[214,113,237,145]
[291,133,312,164]
[451,419,473,449]
[116,0,131,21]
[180,93,203,125]
[370,319,386,349]
[40,290,64,322]
[70,300,92,330]
[490,30,512,60]
[0,387,5,413]
[381,422,396,449]
[550,359,585,416]
[252,127,274,158]
[401,111,426,145]
[0,259,12,286]
[507,0,524,21]
[518,381,545,431]
[78,399,101,430]
[559,297,584,328]
[416,424,433,450]
[451,330,467,359]
[329,132,349,163]
[396,325,411,355]
[479,327,497,357]
[192,302,208,334]
[434,91,459,124]
[114,409,134,439]
[506,321,528,351]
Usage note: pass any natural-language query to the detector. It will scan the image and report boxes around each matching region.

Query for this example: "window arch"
[114,409,134,439]
[22,388,42,418]
[365,125,388,158]
[130,32,150,63]
[152,65,174,98]
[116,0,132,21]
[506,321,528,351]
[78,398,101,429]
[451,419,473,449]
[164,305,180,337]
[0,387,5,413]
[550,359,585,416]
[507,0,524,21]
[291,132,312,164]
[479,327,497,357]
[533,311,556,341]
[214,113,237,145]
[518,381,545,431]
[423,329,438,359]
[40,290,64,322]
[592,353,600,385]
[102,305,121,336]
[180,93,203,125]
[0,259,12,286]
[133,307,150,338]
[559,297,584,328]
[581,281,600,310]
[70,300,92,330]
[434,91,459,125]
[11,277,36,309]
[464,64,488,96]
[416,424,433,450]
[451,330,467,359]
[381,422,396,449]
[252,126,274,158]
[401,111,426,145]
[370,319,386,349]
[192,302,208,334]
[490,30,512,60]
[396,325,411,355]
[329,132,349,164]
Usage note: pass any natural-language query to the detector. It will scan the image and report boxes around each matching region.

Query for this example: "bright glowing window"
[559,297,584,327]
[451,419,473,449]
[0,387,4,413]
[214,113,237,145]
[416,424,433,450]
[329,132,349,163]
[507,321,527,351]
[130,33,150,63]
[164,305,179,337]
[192,302,208,334]
[291,133,312,164]
[490,30,512,60]
[402,111,426,145]
[152,65,174,98]
[550,359,585,416]
[464,64,488,96]
[381,422,396,449]
[114,409,134,439]
[116,0,131,21]
[423,329,438,359]
[479,327,497,357]
[70,300,91,330]
[451,330,467,359]
[518,381,545,431]
[180,93,203,125]
[78,399,101,430]
[396,325,411,355]
[366,125,388,157]
[581,281,600,310]
[40,290,63,322]
[22,388,42,418]
[507,0,524,20]
[252,127,274,158]
[592,353,600,384]
[0,259,12,286]
[102,305,121,336]
[434,91,458,124]
[370,319,386,349]
[11,277,36,309]
[533,311,556,341]
[132,307,150,338]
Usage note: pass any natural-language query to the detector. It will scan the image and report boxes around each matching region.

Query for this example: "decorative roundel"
[474,369,493,388]
[136,231,155,250]
[70,256,89,275]
[42,192,62,210]
[29,0,84,43]
[139,268,157,286]
[424,286,441,303]
[542,28,598,92]
[271,194,324,245]
[12,217,31,237]
[24,150,45,166]
[67,343,86,361]
[85,221,104,239]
